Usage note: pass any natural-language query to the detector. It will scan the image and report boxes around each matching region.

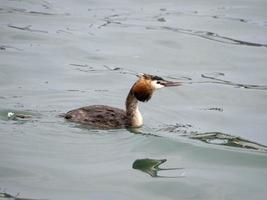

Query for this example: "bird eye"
[157,81,161,84]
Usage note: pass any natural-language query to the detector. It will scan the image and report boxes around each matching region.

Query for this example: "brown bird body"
[64,74,181,129]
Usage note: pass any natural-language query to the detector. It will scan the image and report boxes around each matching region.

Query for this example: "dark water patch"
[66,89,86,93]
[154,8,265,27]
[159,123,194,135]
[128,127,163,137]
[67,122,123,133]
[132,158,184,178]
[0,7,52,15]
[157,17,166,22]
[103,11,131,20]
[7,25,48,34]
[189,12,250,25]
[69,63,97,73]
[69,63,140,77]
[103,65,139,77]
[216,16,247,23]
[28,11,53,16]
[0,45,22,51]
[66,88,109,93]
[70,63,93,68]
[0,192,42,200]
[12,95,23,99]
[98,20,122,29]
[94,89,109,92]
[210,14,267,27]
[166,72,267,91]
[14,103,25,109]
[201,107,223,112]
[97,11,132,29]
[16,9,54,16]
[0,2,66,16]
[41,0,52,9]
[56,29,73,35]
[88,8,116,12]
[166,75,192,81]
[103,65,122,71]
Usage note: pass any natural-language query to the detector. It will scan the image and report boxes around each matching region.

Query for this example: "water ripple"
[160,26,267,48]
[200,74,267,90]
[7,24,48,34]
[159,123,267,152]
[169,73,267,91]
[98,10,267,48]
[0,192,41,200]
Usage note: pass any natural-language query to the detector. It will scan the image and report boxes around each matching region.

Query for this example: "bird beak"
[162,80,182,87]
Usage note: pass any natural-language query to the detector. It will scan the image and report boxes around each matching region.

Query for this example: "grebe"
[64,74,181,129]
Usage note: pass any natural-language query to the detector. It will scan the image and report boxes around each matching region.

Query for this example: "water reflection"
[132,158,184,178]
[190,132,267,151]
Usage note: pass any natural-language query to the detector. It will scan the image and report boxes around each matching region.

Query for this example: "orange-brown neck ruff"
[125,77,155,127]
[131,77,154,102]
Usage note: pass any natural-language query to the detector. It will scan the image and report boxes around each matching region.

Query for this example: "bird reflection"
[132,158,184,178]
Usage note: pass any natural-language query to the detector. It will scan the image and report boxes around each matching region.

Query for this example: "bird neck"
[125,90,143,128]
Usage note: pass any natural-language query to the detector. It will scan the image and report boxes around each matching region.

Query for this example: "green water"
[1,0,267,199]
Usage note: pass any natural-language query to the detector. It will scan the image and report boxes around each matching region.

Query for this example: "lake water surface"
[1,0,267,199]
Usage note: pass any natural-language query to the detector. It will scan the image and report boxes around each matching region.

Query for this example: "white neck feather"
[126,90,144,128]
[131,106,143,127]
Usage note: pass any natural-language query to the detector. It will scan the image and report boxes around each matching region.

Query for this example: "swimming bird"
[64,74,181,129]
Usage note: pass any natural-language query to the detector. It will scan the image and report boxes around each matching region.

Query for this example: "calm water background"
[1,0,267,199]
